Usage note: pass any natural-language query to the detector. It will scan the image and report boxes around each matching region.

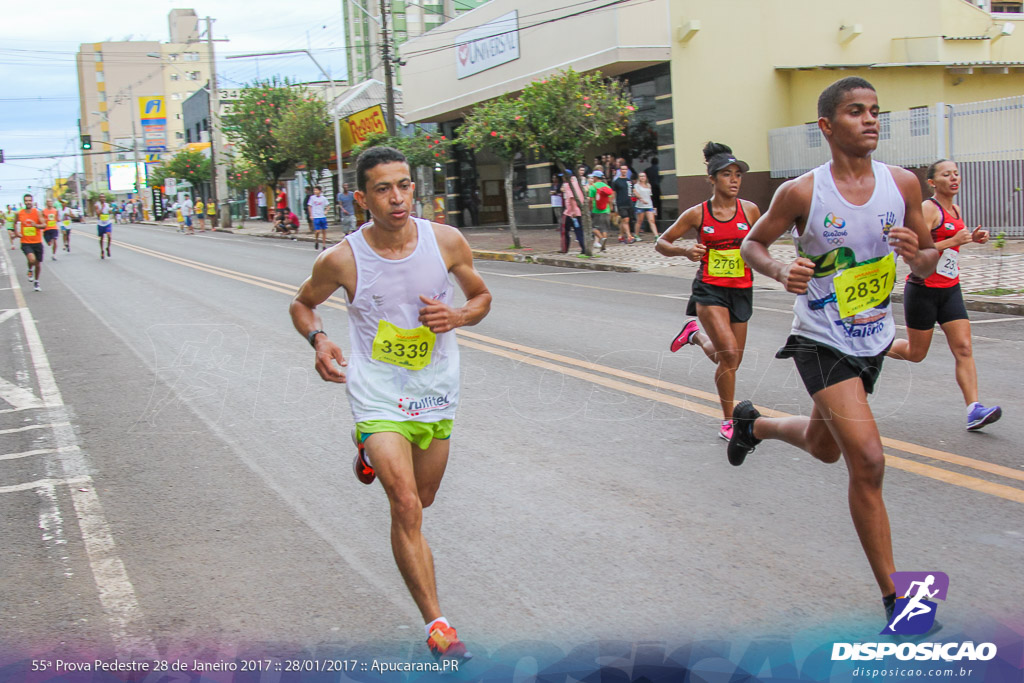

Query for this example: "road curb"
[890,292,1023,317]
[471,249,639,273]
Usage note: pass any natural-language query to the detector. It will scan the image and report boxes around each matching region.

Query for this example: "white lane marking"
[0,475,89,494]
[38,483,75,579]
[0,447,66,462]
[0,375,44,410]
[0,422,69,435]
[0,308,21,325]
[0,243,157,659]
[970,317,1024,325]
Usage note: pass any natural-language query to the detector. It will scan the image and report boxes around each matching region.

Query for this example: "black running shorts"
[686,275,753,323]
[21,242,43,262]
[902,281,969,331]
[775,335,888,396]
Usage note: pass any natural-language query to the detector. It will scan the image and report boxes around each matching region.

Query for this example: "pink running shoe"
[719,420,734,442]
[670,319,700,353]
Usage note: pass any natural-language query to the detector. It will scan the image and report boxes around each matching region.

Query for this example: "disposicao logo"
[883,571,947,636]
[831,571,998,664]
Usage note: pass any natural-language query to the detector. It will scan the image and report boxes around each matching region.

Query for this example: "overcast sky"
[0,0,351,207]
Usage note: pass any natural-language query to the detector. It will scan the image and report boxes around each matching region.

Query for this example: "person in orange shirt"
[42,198,60,261]
[15,194,45,291]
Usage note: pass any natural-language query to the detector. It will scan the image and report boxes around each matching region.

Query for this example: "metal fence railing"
[949,96,1024,235]
[768,96,1024,235]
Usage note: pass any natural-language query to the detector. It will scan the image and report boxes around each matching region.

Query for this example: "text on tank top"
[698,199,753,288]
[791,160,903,357]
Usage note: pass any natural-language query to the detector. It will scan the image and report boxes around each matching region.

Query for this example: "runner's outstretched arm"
[290,249,351,383]
[889,167,939,280]
[655,205,701,259]
[741,177,815,294]
[420,225,492,334]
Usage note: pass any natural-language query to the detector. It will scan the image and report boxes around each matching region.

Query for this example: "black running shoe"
[727,400,762,467]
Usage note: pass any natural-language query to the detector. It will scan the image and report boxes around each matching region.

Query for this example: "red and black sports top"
[697,199,753,288]
[909,197,964,288]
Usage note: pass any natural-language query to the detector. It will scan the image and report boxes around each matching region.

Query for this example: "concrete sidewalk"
[146,216,1024,315]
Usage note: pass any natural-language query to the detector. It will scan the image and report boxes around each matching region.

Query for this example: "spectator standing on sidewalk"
[550,173,564,227]
[644,156,663,218]
[308,185,331,251]
[611,165,636,243]
[634,171,659,240]
[561,168,586,254]
[257,189,268,221]
[337,183,357,234]
[587,170,613,251]
[276,185,288,219]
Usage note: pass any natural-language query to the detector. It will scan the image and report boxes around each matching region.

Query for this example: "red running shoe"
[670,319,700,353]
[351,428,375,485]
[427,622,472,661]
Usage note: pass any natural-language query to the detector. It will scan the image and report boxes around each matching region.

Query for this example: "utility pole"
[205,16,231,228]
[75,120,85,213]
[379,0,397,135]
[128,84,145,214]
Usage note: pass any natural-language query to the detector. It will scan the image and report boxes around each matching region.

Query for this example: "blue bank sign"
[455,10,520,79]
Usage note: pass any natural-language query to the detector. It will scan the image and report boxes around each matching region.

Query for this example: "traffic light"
[80,135,92,150]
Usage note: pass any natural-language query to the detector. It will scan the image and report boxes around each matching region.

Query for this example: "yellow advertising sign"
[138,96,165,122]
[340,105,387,151]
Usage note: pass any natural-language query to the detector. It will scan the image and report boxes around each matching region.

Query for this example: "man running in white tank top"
[732,78,940,629]
[290,146,492,662]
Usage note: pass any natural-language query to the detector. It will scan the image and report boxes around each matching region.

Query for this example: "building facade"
[400,0,673,227]
[667,0,1024,209]
[76,9,213,197]
[344,0,491,85]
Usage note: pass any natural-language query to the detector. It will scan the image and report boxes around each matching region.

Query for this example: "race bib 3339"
[371,320,435,370]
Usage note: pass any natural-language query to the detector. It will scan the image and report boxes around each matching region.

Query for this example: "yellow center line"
[78,233,1023,502]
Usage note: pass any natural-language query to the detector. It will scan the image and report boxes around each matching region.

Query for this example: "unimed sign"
[455,10,519,79]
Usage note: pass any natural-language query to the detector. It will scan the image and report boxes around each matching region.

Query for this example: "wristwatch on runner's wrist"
[307,330,326,347]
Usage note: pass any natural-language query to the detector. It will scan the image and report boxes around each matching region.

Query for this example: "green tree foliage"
[458,98,533,248]
[226,157,264,193]
[277,97,334,187]
[161,149,212,188]
[352,128,452,170]
[518,68,634,167]
[459,68,634,253]
[222,77,305,193]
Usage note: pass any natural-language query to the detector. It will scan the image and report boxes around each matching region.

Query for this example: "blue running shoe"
[966,403,1001,431]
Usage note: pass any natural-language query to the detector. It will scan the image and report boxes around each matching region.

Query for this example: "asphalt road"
[1,222,1021,668]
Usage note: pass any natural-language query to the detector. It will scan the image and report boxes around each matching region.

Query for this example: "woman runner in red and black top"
[656,142,761,441]
[887,159,1001,431]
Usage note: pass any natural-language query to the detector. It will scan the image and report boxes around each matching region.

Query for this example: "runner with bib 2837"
[657,142,761,442]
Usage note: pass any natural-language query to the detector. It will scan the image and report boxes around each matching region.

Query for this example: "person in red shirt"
[276,185,288,214]
[15,193,45,291]
[656,143,762,441]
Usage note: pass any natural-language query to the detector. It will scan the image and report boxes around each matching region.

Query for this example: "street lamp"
[227,49,345,195]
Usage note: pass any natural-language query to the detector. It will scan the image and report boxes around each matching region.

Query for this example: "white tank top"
[790,160,904,356]
[345,218,460,423]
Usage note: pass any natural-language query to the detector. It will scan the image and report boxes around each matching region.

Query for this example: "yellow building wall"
[669,0,1024,178]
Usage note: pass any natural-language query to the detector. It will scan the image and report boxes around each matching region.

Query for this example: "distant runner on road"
[290,146,492,662]
[15,194,45,291]
[95,198,113,259]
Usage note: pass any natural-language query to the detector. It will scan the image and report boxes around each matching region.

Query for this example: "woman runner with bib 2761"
[656,142,760,441]
[887,159,1001,431]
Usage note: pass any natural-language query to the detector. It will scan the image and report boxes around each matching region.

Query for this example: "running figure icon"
[886,575,939,633]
